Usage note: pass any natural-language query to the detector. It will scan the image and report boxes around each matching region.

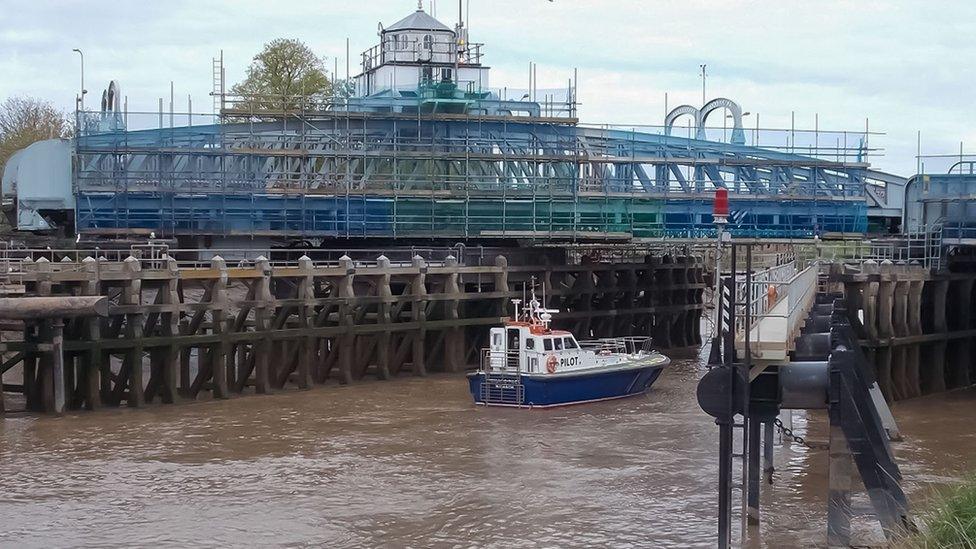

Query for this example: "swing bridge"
[70,93,905,244]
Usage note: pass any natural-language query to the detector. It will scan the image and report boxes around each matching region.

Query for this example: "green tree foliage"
[0,96,73,174]
[230,39,334,112]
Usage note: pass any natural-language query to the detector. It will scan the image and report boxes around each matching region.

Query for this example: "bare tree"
[0,96,73,173]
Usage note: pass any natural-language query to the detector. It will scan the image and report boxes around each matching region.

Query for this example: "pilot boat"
[467,286,670,408]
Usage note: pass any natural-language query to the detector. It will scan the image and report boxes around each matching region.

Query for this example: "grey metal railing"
[578,337,655,355]
[816,226,943,271]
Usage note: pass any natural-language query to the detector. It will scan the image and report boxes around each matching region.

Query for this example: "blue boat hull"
[467,363,666,408]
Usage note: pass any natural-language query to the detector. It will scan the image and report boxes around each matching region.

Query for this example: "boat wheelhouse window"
[525,338,535,350]
[563,337,578,349]
[543,338,553,351]
[553,338,563,351]
[492,333,502,347]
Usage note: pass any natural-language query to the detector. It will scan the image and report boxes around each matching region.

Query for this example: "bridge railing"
[734,261,819,361]
[942,222,976,243]
[734,259,798,330]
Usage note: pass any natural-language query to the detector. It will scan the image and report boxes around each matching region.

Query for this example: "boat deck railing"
[578,337,654,355]
[481,348,522,372]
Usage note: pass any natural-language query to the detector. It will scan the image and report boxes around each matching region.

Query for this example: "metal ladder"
[479,350,525,406]
[212,51,224,115]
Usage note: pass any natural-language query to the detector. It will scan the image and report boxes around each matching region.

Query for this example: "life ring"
[546,354,558,374]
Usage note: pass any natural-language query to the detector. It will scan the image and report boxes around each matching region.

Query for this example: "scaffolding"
[72,90,886,242]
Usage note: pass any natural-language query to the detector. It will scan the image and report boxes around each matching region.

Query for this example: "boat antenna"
[528,276,540,325]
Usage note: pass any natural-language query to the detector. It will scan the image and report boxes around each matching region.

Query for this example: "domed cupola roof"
[384,5,453,33]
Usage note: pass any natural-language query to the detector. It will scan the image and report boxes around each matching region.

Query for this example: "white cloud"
[1,0,972,174]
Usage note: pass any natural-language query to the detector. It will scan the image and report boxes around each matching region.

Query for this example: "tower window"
[423,34,433,50]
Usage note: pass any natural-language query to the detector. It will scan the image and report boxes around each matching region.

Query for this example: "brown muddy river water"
[1,349,974,548]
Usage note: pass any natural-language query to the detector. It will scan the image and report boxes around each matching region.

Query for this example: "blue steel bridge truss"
[73,110,885,241]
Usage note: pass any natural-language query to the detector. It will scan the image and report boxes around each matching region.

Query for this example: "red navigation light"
[713,188,729,217]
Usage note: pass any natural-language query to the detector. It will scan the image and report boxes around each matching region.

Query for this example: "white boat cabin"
[485,293,628,375]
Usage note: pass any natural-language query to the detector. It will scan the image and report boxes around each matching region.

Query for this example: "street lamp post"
[700,63,707,106]
[72,49,86,111]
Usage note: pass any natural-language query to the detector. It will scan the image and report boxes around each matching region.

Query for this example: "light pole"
[700,63,707,106]
[72,49,86,111]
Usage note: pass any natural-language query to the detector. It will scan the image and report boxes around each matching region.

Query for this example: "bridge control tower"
[357,2,488,100]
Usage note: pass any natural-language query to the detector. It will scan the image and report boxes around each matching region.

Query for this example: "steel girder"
[76,117,873,197]
[73,113,879,238]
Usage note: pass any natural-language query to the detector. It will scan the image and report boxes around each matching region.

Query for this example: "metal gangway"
[703,243,910,547]
[732,258,819,364]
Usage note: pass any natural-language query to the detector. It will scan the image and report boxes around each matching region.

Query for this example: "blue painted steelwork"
[661,198,867,238]
[1,139,73,230]
[73,110,880,240]
[905,163,976,242]
[665,98,746,145]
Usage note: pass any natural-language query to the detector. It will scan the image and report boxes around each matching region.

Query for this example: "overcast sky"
[1,0,973,175]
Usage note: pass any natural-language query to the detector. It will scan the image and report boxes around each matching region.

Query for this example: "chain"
[773,418,828,450]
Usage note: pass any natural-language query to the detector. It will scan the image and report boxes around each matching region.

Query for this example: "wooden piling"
[1,251,706,415]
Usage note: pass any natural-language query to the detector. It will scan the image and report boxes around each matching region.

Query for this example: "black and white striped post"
[708,188,729,366]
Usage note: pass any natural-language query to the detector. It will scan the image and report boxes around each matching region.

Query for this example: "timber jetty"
[0,246,704,415]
